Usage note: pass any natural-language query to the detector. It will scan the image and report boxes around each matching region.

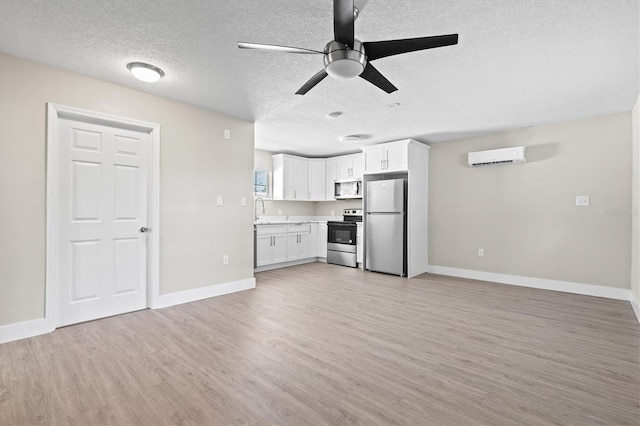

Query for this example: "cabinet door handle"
[308,190,310,200]
[294,190,296,199]
[271,236,274,246]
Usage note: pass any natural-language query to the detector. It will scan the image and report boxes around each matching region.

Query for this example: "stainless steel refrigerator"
[365,179,406,276]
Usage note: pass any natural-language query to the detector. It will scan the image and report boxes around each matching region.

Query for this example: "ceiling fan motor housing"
[323,40,366,79]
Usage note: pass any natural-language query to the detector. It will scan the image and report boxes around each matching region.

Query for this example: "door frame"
[45,103,161,327]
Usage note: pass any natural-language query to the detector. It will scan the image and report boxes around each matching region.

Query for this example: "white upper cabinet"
[325,159,337,200]
[273,154,303,200]
[308,159,326,201]
[351,153,364,179]
[362,140,412,174]
[336,155,352,180]
[273,154,327,201]
[272,153,364,201]
[335,153,364,180]
[292,157,309,200]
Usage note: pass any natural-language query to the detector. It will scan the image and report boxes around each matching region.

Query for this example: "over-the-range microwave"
[334,179,362,199]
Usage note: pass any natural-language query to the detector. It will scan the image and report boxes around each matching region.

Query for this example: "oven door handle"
[330,223,358,228]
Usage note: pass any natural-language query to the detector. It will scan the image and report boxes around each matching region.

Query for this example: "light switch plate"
[576,195,590,207]
[240,196,247,206]
[216,196,223,206]
[224,129,231,139]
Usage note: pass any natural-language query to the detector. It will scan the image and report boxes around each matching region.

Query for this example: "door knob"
[140,226,150,233]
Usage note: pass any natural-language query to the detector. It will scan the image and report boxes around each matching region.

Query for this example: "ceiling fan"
[238,0,458,95]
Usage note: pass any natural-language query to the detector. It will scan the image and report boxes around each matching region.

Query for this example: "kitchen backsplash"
[255,199,362,219]
[314,199,362,216]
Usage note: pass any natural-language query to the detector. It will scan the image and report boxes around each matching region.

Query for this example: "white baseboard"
[427,265,631,301]
[254,258,318,272]
[631,299,640,324]
[0,317,54,344]
[151,277,256,309]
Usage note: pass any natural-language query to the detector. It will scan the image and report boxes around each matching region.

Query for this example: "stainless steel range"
[327,209,362,267]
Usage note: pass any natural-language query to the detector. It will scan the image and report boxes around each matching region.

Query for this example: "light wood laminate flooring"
[1,263,638,425]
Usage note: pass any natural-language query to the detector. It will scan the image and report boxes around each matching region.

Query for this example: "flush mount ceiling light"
[327,111,344,118]
[126,62,165,83]
[340,134,370,143]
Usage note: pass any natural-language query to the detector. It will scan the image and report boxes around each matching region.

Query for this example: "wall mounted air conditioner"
[468,146,526,167]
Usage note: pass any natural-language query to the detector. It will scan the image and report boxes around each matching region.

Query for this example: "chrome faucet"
[254,197,265,221]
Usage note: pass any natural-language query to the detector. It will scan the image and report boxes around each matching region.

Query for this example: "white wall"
[429,113,632,289]
[0,53,255,326]
[631,94,640,306]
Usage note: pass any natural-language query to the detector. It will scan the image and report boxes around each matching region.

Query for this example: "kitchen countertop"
[254,215,339,226]
[254,220,328,225]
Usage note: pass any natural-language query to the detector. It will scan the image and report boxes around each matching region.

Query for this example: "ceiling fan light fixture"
[325,59,365,79]
[127,62,165,82]
[323,40,366,79]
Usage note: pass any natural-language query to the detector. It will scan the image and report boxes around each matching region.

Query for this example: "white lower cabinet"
[256,226,288,267]
[308,223,318,258]
[317,223,328,258]
[288,232,310,261]
[255,234,273,267]
[272,234,288,264]
[287,223,311,261]
[255,223,319,269]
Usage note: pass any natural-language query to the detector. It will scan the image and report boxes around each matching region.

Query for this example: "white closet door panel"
[72,127,102,152]
[56,118,150,327]
[71,161,101,221]
[70,240,101,302]
[113,238,140,295]
[114,165,139,221]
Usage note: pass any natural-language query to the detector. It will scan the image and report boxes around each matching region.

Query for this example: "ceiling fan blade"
[295,69,329,95]
[359,63,397,94]
[238,42,323,55]
[363,34,459,61]
[333,0,355,47]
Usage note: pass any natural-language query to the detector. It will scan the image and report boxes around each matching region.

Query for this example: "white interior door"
[55,118,150,327]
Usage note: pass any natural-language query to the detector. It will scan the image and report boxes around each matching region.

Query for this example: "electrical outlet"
[331,210,335,216]
[223,255,229,265]
[216,196,223,206]
[278,209,282,215]
[575,195,590,207]
[241,196,247,206]
[224,129,231,139]
[478,249,484,257]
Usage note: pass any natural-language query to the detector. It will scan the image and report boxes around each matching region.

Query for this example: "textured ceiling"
[0,0,638,156]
